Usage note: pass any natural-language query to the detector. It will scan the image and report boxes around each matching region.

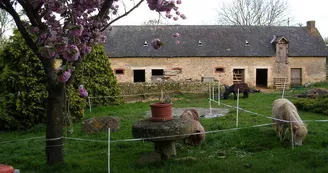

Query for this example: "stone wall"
[118,81,216,98]
[110,56,326,88]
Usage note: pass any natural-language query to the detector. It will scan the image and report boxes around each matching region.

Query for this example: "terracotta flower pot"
[150,103,173,122]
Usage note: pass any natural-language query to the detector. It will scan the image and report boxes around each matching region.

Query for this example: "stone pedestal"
[154,141,176,160]
[132,118,194,160]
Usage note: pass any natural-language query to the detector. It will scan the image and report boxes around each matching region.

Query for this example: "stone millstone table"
[132,118,194,160]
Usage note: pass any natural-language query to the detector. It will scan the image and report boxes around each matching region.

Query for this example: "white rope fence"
[87,90,204,112]
[207,82,328,123]
[2,82,307,146]
[0,123,275,145]
[1,83,328,173]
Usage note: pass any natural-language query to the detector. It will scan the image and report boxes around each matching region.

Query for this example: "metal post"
[209,83,212,115]
[212,84,215,100]
[208,83,211,100]
[218,81,220,106]
[108,128,111,173]
[236,89,240,127]
[290,122,294,150]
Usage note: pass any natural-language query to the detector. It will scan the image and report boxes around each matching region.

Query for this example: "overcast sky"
[113,0,328,38]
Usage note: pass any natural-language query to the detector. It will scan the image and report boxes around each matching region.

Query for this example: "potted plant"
[150,94,173,122]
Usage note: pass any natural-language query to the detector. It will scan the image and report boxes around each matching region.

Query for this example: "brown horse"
[180,109,200,121]
[180,109,205,146]
[223,82,250,100]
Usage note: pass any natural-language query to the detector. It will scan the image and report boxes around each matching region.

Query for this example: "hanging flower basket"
[150,103,173,122]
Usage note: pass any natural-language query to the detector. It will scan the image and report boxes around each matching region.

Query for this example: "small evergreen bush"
[74,44,122,107]
[0,30,48,129]
[0,31,85,130]
[294,96,328,116]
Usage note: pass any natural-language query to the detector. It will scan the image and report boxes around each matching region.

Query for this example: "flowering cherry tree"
[0,0,184,165]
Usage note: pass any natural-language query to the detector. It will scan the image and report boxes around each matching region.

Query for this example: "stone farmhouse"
[104,21,328,88]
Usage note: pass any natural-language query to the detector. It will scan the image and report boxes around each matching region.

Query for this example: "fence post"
[236,89,240,127]
[218,81,220,106]
[108,128,111,173]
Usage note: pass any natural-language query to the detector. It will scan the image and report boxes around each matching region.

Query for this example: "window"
[152,69,164,76]
[215,67,225,73]
[114,69,124,75]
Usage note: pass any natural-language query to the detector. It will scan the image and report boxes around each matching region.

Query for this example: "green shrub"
[0,30,48,129]
[74,44,121,107]
[294,96,328,116]
[66,85,86,122]
[0,31,85,130]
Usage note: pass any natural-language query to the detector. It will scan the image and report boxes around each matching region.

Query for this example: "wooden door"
[290,68,302,87]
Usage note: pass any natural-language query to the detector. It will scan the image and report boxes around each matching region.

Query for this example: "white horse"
[272,98,308,146]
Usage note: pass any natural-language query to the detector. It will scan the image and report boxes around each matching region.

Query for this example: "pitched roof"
[103,25,328,57]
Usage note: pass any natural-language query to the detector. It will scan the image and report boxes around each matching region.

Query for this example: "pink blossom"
[180,14,186,19]
[59,70,72,83]
[79,85,88,97]
[172,32,180,38]
[40,46,56,59]
[151,38,164,49]
[70,25,84,37]
[80,44,92,54]
[175,40,180,44]
[166,13,173,19]
[147,0,184,19]
[63,44,80,61]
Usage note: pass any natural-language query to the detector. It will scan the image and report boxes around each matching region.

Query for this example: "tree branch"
[2,0,55,84]
[17,0,38,26]
[217,0,290,26]
[101,0,145,32]
[97,0,114,20]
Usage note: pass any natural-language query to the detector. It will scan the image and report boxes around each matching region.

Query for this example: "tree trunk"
[45,84,65,165]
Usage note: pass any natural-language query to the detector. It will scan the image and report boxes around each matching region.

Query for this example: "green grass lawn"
[1,83,328,173]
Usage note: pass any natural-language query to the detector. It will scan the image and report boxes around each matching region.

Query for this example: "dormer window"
[143,41,148,46]
[198,40,202,46]
[245,40,250,46]
[271,35,289,63]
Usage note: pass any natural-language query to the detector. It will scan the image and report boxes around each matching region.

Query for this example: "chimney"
[306,20,316,32]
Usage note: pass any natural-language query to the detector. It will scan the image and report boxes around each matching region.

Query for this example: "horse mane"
[282,101,303,124]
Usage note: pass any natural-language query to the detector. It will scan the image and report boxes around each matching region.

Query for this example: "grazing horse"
[272,98,308,146]
[180,109,200,122]
[223,82,250,100]
[180,109,205,146]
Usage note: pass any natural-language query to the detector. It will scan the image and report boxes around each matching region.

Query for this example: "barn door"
[256,69,268,88]
[133,69,145,83]
[233,69,245,83]
[290,68,302,87]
